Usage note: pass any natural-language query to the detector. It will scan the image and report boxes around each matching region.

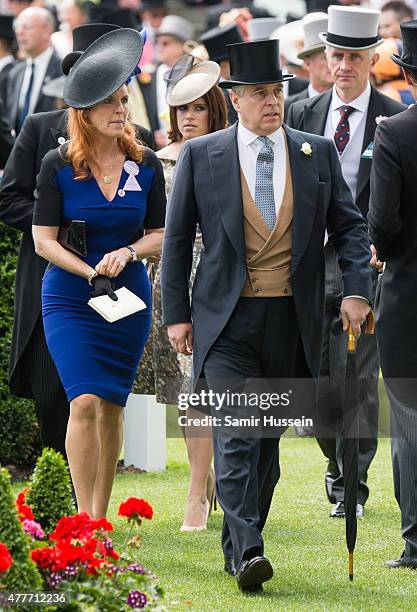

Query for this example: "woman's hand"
[95,248,132,278]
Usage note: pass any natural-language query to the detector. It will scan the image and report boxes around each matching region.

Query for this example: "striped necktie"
[254,136,276,230]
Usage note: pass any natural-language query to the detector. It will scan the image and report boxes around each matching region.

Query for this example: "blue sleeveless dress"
[33,146,166,406]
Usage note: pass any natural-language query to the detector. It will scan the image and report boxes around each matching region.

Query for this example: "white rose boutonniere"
[301,142,312,156]
[375,115,388,125]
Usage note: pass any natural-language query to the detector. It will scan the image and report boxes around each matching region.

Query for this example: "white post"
[124,394,166,472]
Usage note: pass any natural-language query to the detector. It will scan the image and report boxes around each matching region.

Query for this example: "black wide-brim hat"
[64,28,144,109]
[200,23,243,63]
[392,20,417,71]
[219,39,294,89]
[62,23,121,76]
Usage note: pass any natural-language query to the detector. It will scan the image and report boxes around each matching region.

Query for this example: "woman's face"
[176,97,209,141]
[86,85,129,139]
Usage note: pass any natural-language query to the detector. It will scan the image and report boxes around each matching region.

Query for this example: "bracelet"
[125,245,137,262]
[87,269,99,286]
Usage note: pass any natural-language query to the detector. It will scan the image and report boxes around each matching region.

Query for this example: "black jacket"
[368,106,417,382]
[0,98,13,167]
[5,51,63,130]
[286,86,406,217]
[0,109,153,397]
[161,123,372,385]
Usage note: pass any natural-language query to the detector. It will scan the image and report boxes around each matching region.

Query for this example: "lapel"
[301,90,332,135]
[355,86,384,202]
[49,109,68,146]
[283,125,319,272]
[11,62,25,126]
[207,123,245,262]
[34,54,59,112]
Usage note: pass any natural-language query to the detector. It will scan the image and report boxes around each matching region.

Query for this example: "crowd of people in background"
[1,0,417,593]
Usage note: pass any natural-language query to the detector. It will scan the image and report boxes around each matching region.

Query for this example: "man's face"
[156,34,184,66]
[305,50,333,90]
[379,10,402,39]
[15,11,52,57]
[230,82,284,135]
[326,46,378,100]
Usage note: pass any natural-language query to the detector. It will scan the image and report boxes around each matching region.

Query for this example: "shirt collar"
[27,46,53,68]
[331,81,371,113]
[238,121,284,146]
[308,83,321,98]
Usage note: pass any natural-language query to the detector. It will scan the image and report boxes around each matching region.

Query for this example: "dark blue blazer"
[161,123,372,383]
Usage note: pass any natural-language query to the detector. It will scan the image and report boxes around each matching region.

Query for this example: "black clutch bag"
[58,219,87,257]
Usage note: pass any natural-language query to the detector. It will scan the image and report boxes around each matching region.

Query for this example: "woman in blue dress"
[32,29,165,518]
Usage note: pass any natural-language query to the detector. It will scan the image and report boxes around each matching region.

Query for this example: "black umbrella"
[342,314,375,581]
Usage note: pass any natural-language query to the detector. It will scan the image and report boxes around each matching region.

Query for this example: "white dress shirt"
[324,82,371,202]
[308,83,321,98]
[237,122,287,214]
[156,62,169,132]
[18,46,54,115]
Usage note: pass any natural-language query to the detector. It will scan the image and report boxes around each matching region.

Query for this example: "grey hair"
[325,44,375,58]
[231,86,246,97]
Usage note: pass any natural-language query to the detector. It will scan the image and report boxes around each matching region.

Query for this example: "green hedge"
[0,224,41,466]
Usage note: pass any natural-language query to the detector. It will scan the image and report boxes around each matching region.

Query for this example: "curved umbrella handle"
[348,324,356,353]
[364,309,375,335]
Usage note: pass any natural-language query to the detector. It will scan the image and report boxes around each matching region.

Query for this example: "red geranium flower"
[50,513,113,543]
[16,488,34,522]
[118,498,153,521]
[0,543,13,573]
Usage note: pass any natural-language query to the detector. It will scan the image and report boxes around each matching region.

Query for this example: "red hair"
[66,108,144,180]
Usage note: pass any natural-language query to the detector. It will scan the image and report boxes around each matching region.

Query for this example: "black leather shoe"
[386,551,417,569]
[236,556,273,593]
[224,556,236,576]
[329,502,364,518]
[330,501,345,517]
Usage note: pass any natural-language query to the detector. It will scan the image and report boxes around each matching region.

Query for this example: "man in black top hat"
[369,19,417,570]
[200,23,242,124]
[287,5,406,519]
[0,22,153,460]
[161,37,372,592]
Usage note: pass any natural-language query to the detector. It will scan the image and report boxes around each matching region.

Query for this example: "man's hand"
[167,323,193,355]
[370,244,384,273]
[341,297,371,338]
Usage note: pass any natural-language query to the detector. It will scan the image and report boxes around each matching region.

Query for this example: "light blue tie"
[254,136,276,230]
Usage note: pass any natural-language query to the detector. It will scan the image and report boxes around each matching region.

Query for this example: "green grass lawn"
[12,418,416,610]
[105,431,415,611]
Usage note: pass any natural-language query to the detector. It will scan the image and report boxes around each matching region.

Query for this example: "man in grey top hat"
[287,4,406,519]
[284,13,333,120]
[162,36,372,593]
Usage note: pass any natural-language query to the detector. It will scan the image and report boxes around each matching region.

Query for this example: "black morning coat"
[368,105,417,382]
[161,123,373,388]
[0,109,154,397]
[286,86,406,218]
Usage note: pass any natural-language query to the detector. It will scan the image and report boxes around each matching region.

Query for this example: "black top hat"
[88,6,140,30]
[64,28,144,109]
[141,0,166,8]
[392,20,417,72]
[0,14,15,40]
[219,39,293,89]
[62,23,121,76]
[200,23,243,63]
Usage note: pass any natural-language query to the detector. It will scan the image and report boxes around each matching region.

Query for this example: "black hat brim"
[62,51,82,76]
[391,53,417,72]
[219,73,294,89]
[63,29,144,109]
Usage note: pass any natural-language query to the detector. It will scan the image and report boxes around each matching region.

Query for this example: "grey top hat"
[63,29,144,109]
[248,18,284,42]
[298,12,328,60]
[319,5,383,51]
[156,15,195,43]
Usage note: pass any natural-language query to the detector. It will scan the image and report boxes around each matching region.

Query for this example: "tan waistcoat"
[240,136,293,298]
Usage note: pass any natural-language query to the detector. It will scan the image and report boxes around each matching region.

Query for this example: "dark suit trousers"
[202,297,303,568]
[21,317,69,459]
[387,385,417,557]
[315,244,379,505]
